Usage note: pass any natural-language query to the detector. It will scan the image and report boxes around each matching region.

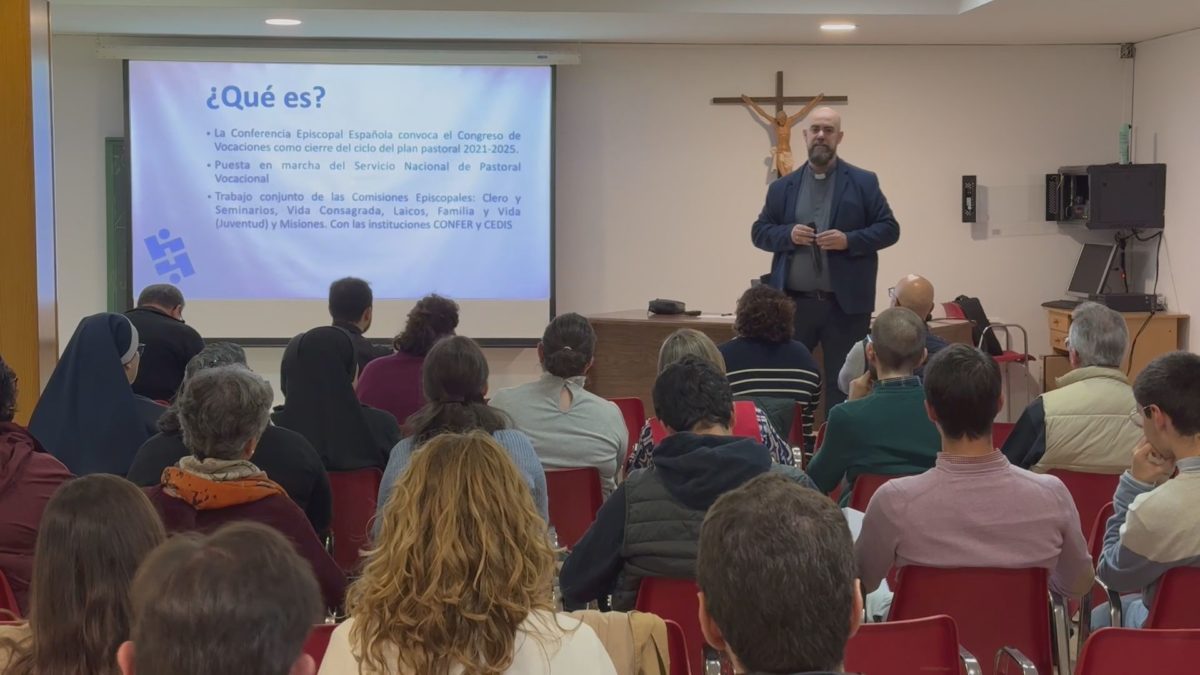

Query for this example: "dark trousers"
[790,294,871,408]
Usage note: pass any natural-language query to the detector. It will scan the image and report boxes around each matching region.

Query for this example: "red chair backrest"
[1145,567,1200,629]
[1088,502,1115,563]
[890,566,1052,675]
[545,468,604,549]
[1045,470,1120,539]
[845,615,962,675]
[648,401,761,445]
[609,397,646,469]
[1077,627,1200,675]
[992,422,1015,449]
[328,468,383,573]
[943,302,967,321]
[816,421,827,450]
[303,623,337,667]
[0,568,19,620]
[636,578,704,675]
[663,619,692,675]
[847,473,902,511]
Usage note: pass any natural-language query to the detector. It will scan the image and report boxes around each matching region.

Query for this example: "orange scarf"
[161,466,287,510]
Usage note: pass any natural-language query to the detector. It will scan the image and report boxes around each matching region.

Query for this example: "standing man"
[328,277,391,374]
[126,283,205,401]
[751,106,900,406]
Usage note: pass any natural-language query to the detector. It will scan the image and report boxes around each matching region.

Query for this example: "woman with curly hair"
[320,431,616,675]
[719,285,821,453]
[357,294,459,426]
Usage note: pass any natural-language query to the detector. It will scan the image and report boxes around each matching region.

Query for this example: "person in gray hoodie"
[560,356,817,610]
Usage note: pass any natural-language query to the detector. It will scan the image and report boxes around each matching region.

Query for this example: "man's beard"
[808,143,835,166]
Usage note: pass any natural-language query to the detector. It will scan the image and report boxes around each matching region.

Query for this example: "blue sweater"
[374,429,549,532]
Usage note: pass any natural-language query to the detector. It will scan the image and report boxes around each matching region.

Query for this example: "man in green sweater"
[806,307,941,506]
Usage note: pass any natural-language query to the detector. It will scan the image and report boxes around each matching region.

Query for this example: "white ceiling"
[50,0,1200,45]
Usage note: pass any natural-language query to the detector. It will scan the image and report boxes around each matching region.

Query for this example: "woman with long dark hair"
[374,335,547,528]
[357,294,459,425]
[0,474,166,674]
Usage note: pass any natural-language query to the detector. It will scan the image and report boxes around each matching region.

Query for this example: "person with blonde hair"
[624,329,794,473]
[320,431,615,675]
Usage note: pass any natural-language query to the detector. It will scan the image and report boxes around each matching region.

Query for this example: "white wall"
[51,36,1132,398]
[1131,28,1199,350]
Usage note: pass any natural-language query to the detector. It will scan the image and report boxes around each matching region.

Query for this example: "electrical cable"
[1125,230,1163,375]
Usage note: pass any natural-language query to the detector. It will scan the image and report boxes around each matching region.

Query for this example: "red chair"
[303,623,337,668]
[845,615,982,675]
[816,421,827,450]
[942,302,1034,422]
[648,401,761,444]
[328,468,383,573]
[0,569,18,619]
[1078,501,1116,648]
[847,473,903,511]
[1045,470,1120,540]
[636,577,704,675]
[545,467,604,549]
[1144,567,1200,628]
[890,566,1069,675]
[663,619,692,675]
[1077,628,1200,675]
[609,397,646,469]
[992,422,1015,449]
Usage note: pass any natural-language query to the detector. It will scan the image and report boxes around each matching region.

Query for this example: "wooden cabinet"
[1044,308,1187,391]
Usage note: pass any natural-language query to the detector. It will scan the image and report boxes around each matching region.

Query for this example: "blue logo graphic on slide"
[143,228,196,284]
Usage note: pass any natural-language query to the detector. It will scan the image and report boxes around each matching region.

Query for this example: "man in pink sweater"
[855,344,1094,601]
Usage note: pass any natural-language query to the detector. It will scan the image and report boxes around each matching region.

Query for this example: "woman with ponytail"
[374,335,547,529]
[490,313,626,496]
[357,294,459,425]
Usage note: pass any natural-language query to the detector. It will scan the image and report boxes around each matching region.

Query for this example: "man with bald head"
[837,273,949,395]
[752,106,900,407]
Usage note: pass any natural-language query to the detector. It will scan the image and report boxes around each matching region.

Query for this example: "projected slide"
[128,61,551,310]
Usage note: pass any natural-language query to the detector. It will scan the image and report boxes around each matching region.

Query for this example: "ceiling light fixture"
[265,18,302,26]
[820,22,857,32]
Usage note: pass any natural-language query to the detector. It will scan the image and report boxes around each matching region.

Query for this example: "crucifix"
[713,71,848,177]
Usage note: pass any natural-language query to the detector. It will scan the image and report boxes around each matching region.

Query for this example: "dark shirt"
[127,425,333,535]
[1000,397,1047,470]
[333,321,391,375]
[271,404,400,472]
[126,307,205,401]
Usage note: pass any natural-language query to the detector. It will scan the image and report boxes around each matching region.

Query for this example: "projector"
[1088,293,1158,313]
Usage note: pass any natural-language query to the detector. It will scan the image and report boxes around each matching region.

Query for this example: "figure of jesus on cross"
[740,93,825,178]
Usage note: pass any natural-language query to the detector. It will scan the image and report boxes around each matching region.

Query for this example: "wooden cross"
[714,71,848,177]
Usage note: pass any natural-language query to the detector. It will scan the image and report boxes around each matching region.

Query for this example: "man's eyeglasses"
[887,287,897,300]
[136,343,146,357]
[1129,405,1153,428]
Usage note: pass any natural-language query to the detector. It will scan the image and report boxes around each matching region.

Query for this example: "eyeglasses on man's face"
[1129,405,1153,428]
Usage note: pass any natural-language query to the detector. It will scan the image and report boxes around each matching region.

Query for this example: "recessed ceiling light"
[821,23,857,32]
[265,18,302,26]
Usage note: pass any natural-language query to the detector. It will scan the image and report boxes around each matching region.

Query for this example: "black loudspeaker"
[962,175,977,223]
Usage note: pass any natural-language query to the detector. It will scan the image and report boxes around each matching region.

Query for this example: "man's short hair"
[923,344,1001,440]
[1133,351,1200,436]
[698,473,855,673]
[653,355,733,432]
[1068,301,1129,368]
[129,522,322,675]
[870,307,928,373]
[328,277,374,323]
[137,284,185,310]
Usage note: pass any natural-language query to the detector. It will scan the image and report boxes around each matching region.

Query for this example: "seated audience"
[856,344,1094,601]
[806,307,940,505]
[720,285,821,452]
[0,474,165,673]
[562,357,817,610]
[1094,352,1200,629]
[118,522,323,675]
[491,313,627,496]
[357,293,459,426]
[143,365,345,609]
[1003,301,1140,472]
[274,326,401,472]
[28,313,166,476]
[127,342,332,535]
[329,276,391,374]
[323,432,615,675]
[376,336,547,525]
[0,355,73,616]
[624,329,793,474]
[837,273,948,395]
[698,474,861,675]
[125,283,205,402]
